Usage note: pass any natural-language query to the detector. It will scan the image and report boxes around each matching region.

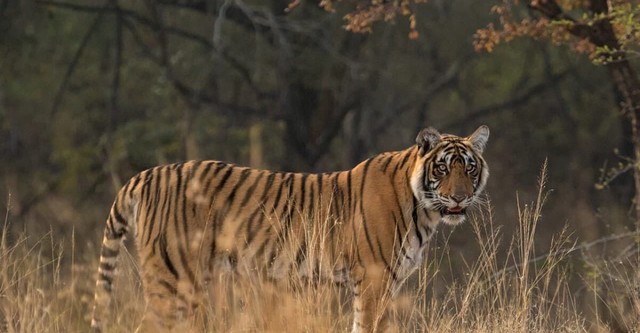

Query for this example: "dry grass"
[1,167,638,332]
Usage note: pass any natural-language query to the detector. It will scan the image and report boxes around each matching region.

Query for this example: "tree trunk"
[605,60,640,226]
[530,0,640,226]
[584,0,640,227]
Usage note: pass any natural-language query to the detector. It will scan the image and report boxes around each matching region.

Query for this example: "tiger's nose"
[452,194,466,203]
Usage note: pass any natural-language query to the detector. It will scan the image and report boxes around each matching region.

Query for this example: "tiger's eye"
[437,164,448,172]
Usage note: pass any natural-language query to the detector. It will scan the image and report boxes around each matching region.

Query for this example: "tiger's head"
[411,125,489,225]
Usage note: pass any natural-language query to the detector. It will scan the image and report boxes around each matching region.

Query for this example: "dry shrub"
[2,164,637,332]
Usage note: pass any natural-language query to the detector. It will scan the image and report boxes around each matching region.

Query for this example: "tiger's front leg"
[351,265,393,333]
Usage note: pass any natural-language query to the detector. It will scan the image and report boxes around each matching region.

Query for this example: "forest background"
[1,0,640,332]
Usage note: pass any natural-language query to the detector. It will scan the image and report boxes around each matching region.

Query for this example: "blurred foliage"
[0,0,638,328]
[475,0,640,62]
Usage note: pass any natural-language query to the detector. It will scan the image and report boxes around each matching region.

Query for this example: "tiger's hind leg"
[136,260,203,333]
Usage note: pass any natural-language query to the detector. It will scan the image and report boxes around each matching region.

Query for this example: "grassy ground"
[1,171,638,332]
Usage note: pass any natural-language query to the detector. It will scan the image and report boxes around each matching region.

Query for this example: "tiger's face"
[412,125,489,225]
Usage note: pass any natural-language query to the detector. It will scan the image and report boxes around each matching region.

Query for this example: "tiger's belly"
[211,244,352,285]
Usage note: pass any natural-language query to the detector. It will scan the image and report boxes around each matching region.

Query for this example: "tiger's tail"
[90,184,139,332]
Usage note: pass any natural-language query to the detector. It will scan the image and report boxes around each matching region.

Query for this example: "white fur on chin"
[441,214,466,225]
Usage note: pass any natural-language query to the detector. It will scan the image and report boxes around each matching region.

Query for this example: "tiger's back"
[91,125,490,333]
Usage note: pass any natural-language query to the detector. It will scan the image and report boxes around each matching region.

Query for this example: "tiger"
[90,125,489,333]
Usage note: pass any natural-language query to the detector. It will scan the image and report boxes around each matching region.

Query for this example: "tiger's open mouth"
[441,207,466,216]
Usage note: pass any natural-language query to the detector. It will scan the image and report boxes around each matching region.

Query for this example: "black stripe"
[272,175,296,262]
[202,162,228,195]
[236,174,273,244]
[226,169,252,204]
[381,155,393,173]
[274,174,295,223]
[179,164,198,284]
[128,173,144,193]
[346,170,353,222]
[159,236,179,278]
[398,150,412,169]
[271,173,287,214]
[307,175,315,218]
[393,212,411,260]
[412,197,423,247]
[142,168,160,246]
[99,262,115,271]
[185,161,200,218]
[177,244,196,284]
[139,171,155,241]
[347,173,361,264]
[422,160,429,190]
[330,173,340,219]
[105,218,120,240]
[141,170,154,210]
[100,246,119,258]
[475,160,486,194]
[120,178,133,194]
[198,161,215,184]
[139,169,155,243]
[377,238,398,282]
[175,164,191,251]
[299,173,308,219]
[155,167,175,259]
[279,175,297,232]
[217,168,252,223]
[442,145,456,154]
[99,271,113,286]
[212,165,235,194]
[245,204,270,243]
[317,173,323,205]
[158,279,178,295]
[111,206,126,226]
[245,172,277,243]
[238,171,265,210]
[244,208,264,244]
[390,181,409,238]
[391,155,404,179]
[168,164,182,247]
[358,159,377,261]
[254,230,272,258]
[262,172,277,200]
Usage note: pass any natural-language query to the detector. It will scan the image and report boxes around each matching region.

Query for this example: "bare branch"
[120,15,161,62]
[37,0,215,47]
[49,3,107,116]
[40,0,273,104]
[443,70,569,129]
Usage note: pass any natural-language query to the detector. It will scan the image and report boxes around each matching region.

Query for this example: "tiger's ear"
[416,127,441,156]
[468,125,490,153]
